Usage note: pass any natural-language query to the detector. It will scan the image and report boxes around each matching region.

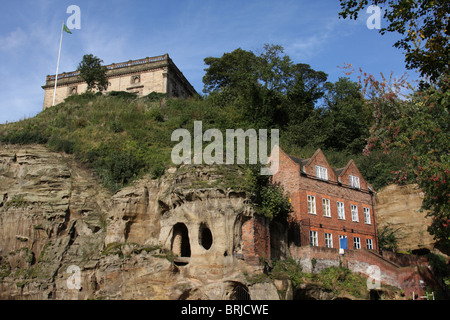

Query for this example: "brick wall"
[291,246,432,298]
[241,215,271,265]
[273,148,378,251]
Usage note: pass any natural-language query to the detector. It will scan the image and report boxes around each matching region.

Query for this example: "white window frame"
[322,198,331,217]
[351,204,359,222]
[337,201,345,220]
[310,231,318,247]
[349,175,360,189]
[353,237,361,249]
[316,165,328,181]
[325,233,333,248]
[366,238,373,250]
[363,207,371,224]
[307,195,316,215]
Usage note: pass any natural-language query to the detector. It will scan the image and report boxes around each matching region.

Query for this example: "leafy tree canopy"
[338,0,450,83]
[203,44,328,128]
[77,54,109,92]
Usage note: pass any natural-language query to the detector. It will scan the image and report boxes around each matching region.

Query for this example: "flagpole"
[52,21,64,106]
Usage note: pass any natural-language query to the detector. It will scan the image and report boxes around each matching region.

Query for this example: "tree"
[364,73,449,247]
[203,44,327,128]
[77,54,108,92]
[338,0,450,83]
[322,78,370,153]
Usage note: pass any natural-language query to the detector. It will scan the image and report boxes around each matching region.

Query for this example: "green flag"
[63,23,72,34]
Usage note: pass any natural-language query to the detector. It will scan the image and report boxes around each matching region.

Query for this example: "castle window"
[316,165,328,180]
[364,207,371,224]
[131,75,141,84]
[68,86,77,95]
[322,198,331,217]
[351,205,359,222]
[337,201,345,220]
[307,195,316,215]
[349,175,360,189]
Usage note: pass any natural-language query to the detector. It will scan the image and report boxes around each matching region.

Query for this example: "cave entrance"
[199,223,213,250]
[223,282,251,300]
[230,283,251,300]
[171,223,191,265]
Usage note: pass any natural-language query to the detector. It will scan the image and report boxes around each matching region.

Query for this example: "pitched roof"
[285,149,351,178]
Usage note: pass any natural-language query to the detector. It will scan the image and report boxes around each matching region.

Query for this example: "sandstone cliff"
[0,144,439,300]
[0,144,280,300]
[374,183,435,252]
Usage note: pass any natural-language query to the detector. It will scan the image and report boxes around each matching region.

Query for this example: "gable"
[302,149,338,183]
[338,159,371,191]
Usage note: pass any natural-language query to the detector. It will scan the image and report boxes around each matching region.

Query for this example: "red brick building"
[273,148,378,251]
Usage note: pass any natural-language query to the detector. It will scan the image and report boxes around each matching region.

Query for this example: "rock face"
[0,144,278,300]
[0,144,438,300]
[374,184,435,252]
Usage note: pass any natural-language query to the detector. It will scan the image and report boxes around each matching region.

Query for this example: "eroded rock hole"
[171,223,191,258]
[199,223,213,250]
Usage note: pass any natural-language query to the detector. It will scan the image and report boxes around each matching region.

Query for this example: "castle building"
[272,148,378,251]
[42,54,197,109]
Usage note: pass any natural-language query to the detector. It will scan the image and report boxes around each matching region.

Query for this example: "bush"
[107,91,137,100]
[144,91,167,101]
[150,163,165,179]
[48,136,75,154]
[1,125,49,145]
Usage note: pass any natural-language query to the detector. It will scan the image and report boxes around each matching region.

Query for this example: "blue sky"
[0,0,420,124]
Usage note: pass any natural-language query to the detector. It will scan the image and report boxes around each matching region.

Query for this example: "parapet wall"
[290,245,433,298]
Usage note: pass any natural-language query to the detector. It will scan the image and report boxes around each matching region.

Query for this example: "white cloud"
[0,28,28,52]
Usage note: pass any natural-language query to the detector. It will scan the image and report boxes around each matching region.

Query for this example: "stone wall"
[290,245,432,298]
[42,54,196,109]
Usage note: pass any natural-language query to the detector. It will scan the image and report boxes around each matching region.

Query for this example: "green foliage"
[269,258,305,288]
[321,77,370,153]
[242,164,292,221]
[353,150,408,190]
[366,77,450,246]
[258,185,292,220]
[314,266,367,298]
[77,54,108,92]
[203,44,328,128]
[339,0,450,82]
[263,259,368,298]
[0,93,176,191]
[377,224,399,251]
[5,195,28,209]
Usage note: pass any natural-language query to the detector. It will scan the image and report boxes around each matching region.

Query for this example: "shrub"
[48,136,75,154]
[150,163,165,179]
[107,91,137,100]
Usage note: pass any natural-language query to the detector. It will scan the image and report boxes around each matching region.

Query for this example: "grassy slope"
[0,91,403,193]
[0,92,253,191]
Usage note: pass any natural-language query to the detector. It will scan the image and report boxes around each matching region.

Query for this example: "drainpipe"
[370,189,379,253]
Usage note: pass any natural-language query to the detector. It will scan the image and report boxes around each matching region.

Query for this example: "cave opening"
[199,223,213,250]
[171,223,191,259]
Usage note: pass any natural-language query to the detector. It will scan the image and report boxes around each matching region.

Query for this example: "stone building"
[42,53,197,109]
[272,147,378,252]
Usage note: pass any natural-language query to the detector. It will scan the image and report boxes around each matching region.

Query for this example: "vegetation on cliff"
[0,37,448,244]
